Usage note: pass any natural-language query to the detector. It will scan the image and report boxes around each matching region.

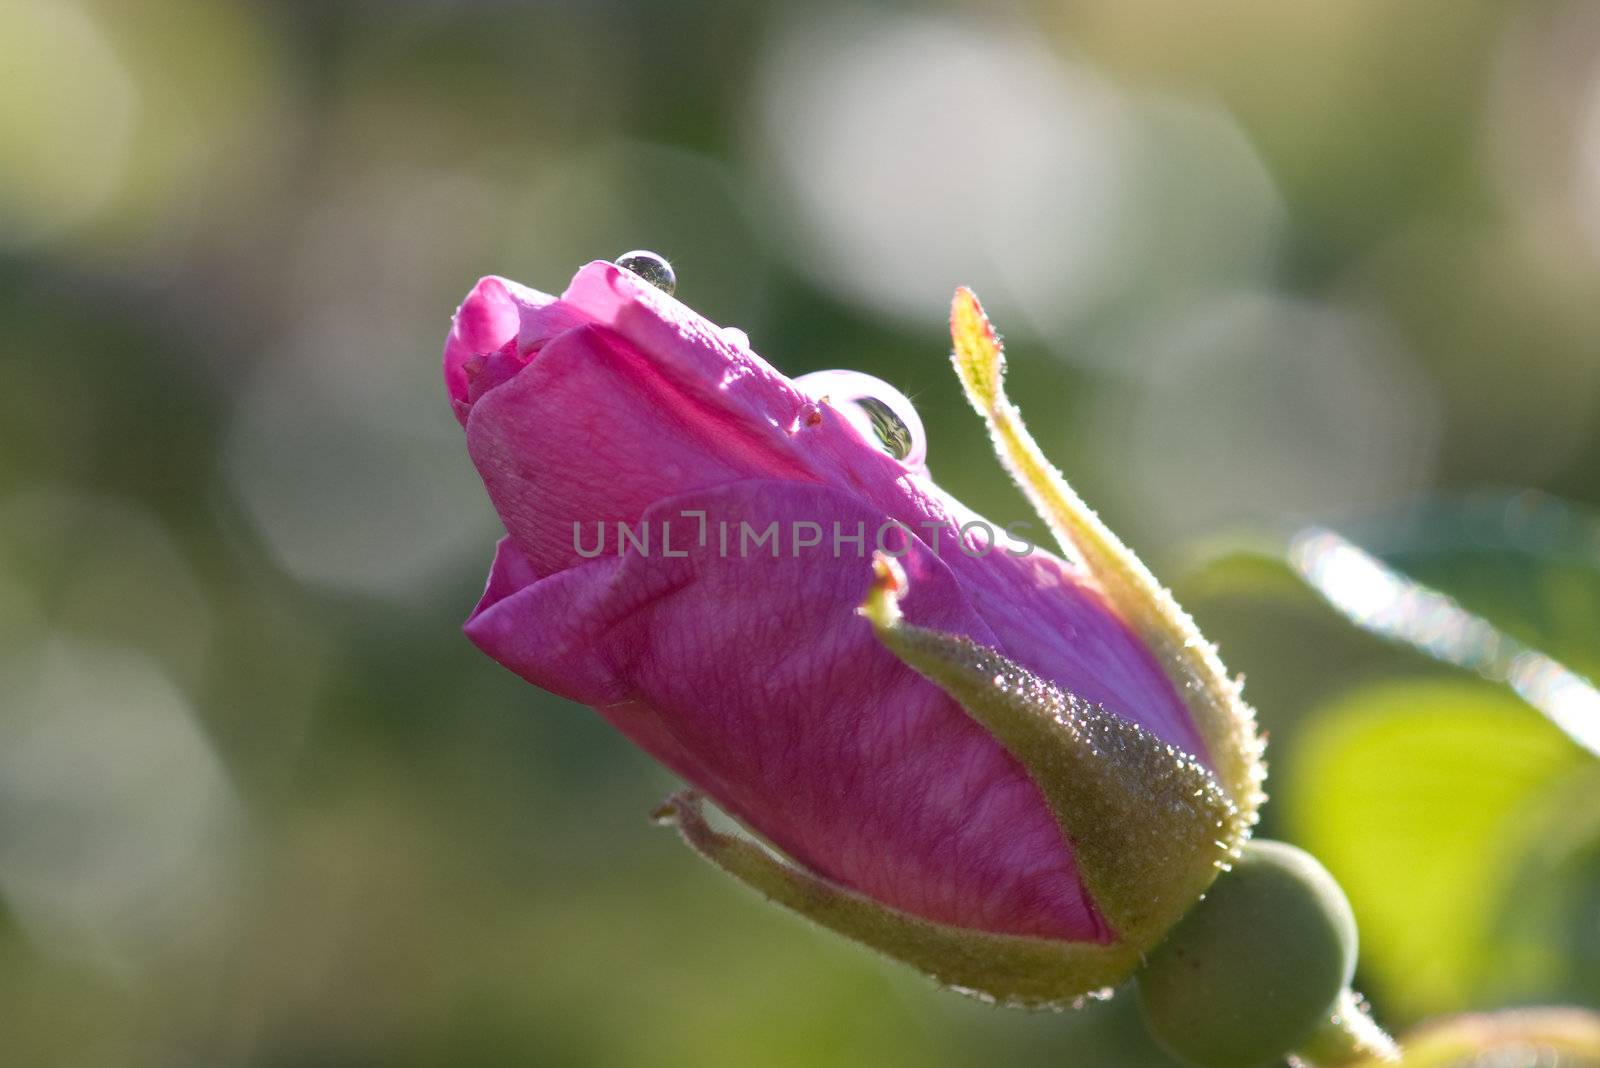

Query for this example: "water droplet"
[793,369,926,466]
[615,249,677,295]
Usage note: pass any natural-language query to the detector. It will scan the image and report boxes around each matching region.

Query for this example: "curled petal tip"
[456,277,517,350]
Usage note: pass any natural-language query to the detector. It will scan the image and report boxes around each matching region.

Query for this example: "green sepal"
[950,287,1265,826]
[1359,1008,1600,1068]
[860,557,1246,952]
[653,790,1142,1009]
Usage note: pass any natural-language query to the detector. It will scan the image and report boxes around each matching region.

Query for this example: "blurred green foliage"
[1,1,1598,1065]
[1288,680,1593,1015]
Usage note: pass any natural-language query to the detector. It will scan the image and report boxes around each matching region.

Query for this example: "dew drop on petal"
[794,369,927,467]
[614,249,677,295]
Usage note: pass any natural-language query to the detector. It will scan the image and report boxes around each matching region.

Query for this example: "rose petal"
[465,324,819,577]
[443,275,590,424]
[465,479,1109,942]
[949,543,1210,761]
[563,261,809,435]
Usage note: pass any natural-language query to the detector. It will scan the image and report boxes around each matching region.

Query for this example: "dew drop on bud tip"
[794,369,927,466]
[614,249,677,296]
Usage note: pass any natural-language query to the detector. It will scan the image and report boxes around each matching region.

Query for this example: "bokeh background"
[2,1,1599,1065]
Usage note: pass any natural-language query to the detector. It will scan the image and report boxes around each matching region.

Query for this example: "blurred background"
[2,1,1598,1064]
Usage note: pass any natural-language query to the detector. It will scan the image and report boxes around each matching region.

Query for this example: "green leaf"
[1285,678,1591,1017]
[1288,495,1600,758]
[1488,764,1600,1006]
[1350,493,1600,683]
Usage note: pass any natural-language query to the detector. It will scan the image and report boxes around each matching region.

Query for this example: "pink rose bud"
[444,258,1263,1006]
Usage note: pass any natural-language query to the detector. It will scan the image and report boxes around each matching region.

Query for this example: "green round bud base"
[1136,839,1360,1068]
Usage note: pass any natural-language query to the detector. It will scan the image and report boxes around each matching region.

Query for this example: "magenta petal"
[562,261,809,431]
[465,479,1108,942]
[465,324,817,577]
[473,535,541,618]
[443,276,591,424]
[444,277,522,424]
[468,540,741,802]
[948,545,1211,763]
[456,278,522,352]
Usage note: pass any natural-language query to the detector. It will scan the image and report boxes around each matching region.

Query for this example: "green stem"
[1290,990,1400,1067]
